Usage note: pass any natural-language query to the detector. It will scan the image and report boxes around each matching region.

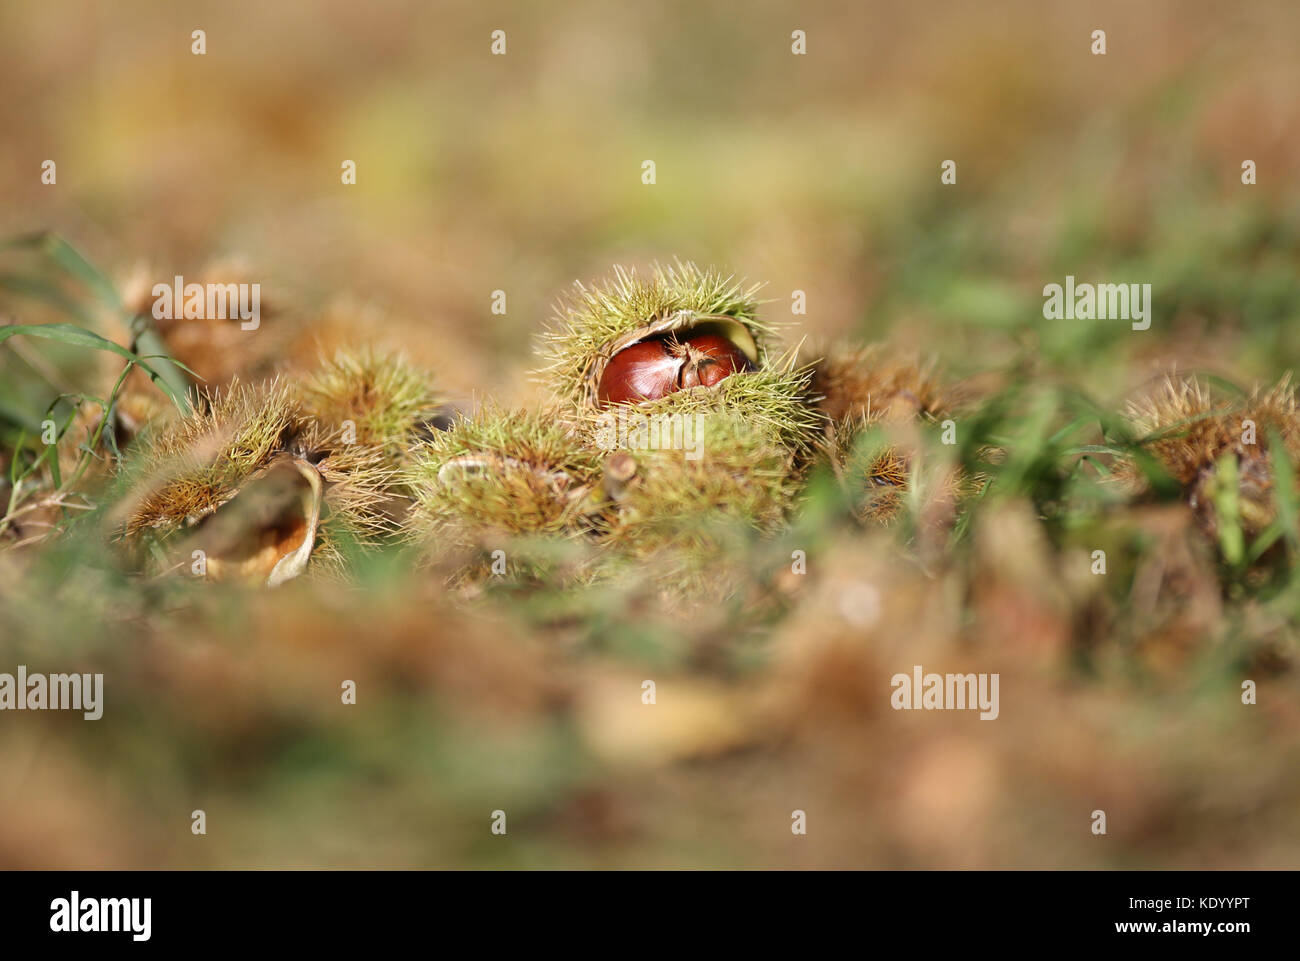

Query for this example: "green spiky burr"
[295,347,443,469]
[405,404,602,545]
[532,262,826,572]
[592,404,803,556]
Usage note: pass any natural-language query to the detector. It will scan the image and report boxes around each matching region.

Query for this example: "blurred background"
[1,0,1299,869]
[3,0,1297,402]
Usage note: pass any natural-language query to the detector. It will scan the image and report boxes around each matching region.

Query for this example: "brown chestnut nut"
[596,333,755,407]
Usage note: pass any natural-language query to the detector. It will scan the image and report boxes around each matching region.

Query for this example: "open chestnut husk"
[540,262,771,411]
[115,379,395,584]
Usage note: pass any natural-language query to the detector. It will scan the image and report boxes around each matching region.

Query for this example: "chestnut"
[596,333,755,407]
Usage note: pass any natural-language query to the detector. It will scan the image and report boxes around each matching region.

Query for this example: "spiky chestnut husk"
[566,359,821,594]
[113,379,393,583]
[539,262,772,410]
[295,347,443,466]
[1121,375,1300,541]
[824,417,913,523]
[821,413,969,526]
[805,344,961,523]
[805,342,950,427]
[405,405,602,549]
[591,404,805,563]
